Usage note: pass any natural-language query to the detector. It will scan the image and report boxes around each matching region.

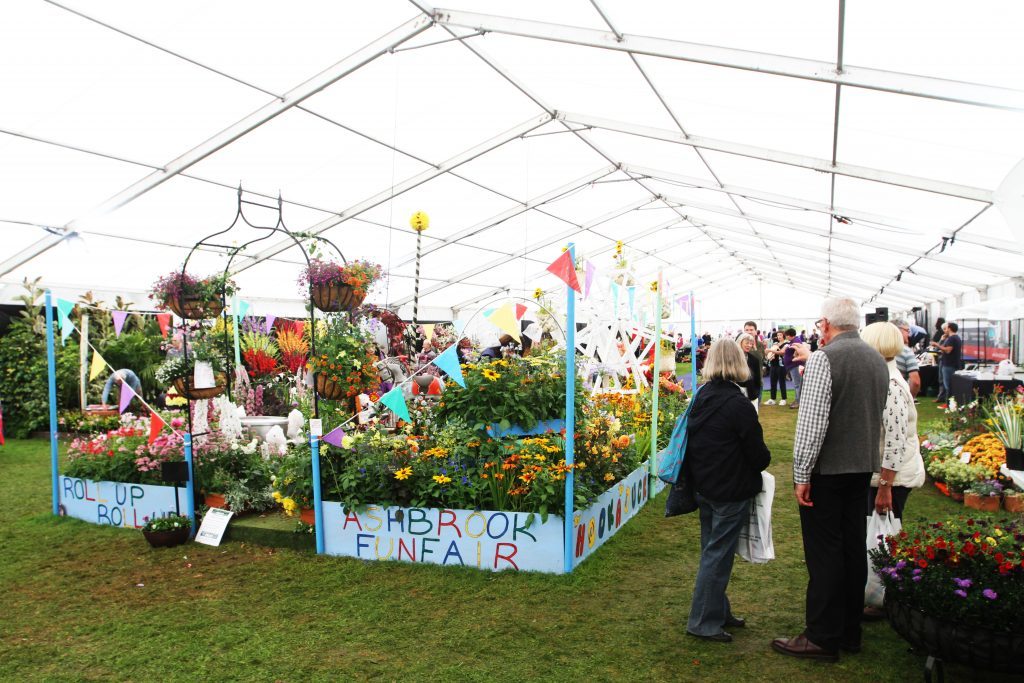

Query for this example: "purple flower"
[953,577,973,589]
[912,568,922,575]
[895,560,907,570]
[912,575,922,582]
[954,589,968,598]
[982,589,998,600]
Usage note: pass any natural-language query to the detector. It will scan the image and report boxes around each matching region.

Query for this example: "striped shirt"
[792,351,832,484]
[894,346,919,381]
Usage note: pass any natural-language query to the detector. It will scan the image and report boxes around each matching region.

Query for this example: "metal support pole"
[311,433,325,554]
[45,290,60,516]
[79,313,89,409]
[650,272,663,479]
[232,293,242,369]
[690,291,698,396]
[413,229,422,326]
[563,244,577,574]
[183,433,196,537]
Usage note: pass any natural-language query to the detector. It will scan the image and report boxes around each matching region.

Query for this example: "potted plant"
[942,460,987,502]
[870,518,1024,674]
[984,390,1024,470]
[308,315,381,403]
[141,513,191,548]
[150,271,238,320]
[300,258,382,313]
[271,445,315,521]
[156,354,226,400]
[964,479,1003,512]
[1004,487,1024,514]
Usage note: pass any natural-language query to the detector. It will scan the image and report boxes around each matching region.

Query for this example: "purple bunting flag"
[111,310,129,337]
[322,424,346,447]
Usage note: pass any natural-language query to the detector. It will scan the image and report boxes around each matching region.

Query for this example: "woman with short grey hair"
[683,339,771,643]
[736,333,763,411]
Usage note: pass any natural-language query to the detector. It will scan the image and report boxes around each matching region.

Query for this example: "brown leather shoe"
[771,633,838,662]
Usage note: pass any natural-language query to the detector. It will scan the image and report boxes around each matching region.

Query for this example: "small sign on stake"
[195,507,233,547]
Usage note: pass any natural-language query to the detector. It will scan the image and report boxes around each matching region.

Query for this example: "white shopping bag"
[737,472,775,564]
[865,511,901,608]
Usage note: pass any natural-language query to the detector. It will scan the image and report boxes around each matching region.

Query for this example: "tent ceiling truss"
[7,1,1019,315]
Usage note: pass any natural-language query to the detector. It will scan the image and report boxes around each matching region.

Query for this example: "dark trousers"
[769,365,787,400]
[799,472,872,651]
[687,495,750,635]
[866,485,912,519]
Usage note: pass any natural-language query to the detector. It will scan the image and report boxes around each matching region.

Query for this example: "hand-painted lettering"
[398,537,416,561]
[421,537,438,561]
[442,539,465,566]
[494,542,518,570]
[437,509,461,538]
[62,478,74,499]
[374,536,394,560]
[387,507,405,533]
[130,485,144,505]
[512,514,536,543]
[355,533,372,557]
[465,511,486,538]
[343,509,363,531]
[486,512,509,539]
[364,506,383,532]
[407,508,432,535]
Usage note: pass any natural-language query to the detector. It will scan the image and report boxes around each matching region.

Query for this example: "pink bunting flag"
[111,310,129,337]
[514,303,527,320]
[156,313,171,338]
[265,315,277,334]
[584,261,596,299]
[676,294,691,316]
[119,382,136,414]
[546,250,581,293]
[322,425,346,447]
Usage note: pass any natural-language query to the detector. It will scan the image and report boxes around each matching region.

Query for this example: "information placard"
[195,507,234,546]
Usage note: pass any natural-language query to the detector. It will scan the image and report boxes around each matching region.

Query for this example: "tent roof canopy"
[2,0,1022,318]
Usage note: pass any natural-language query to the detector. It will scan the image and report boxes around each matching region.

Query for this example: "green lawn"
[1,402,1020,682]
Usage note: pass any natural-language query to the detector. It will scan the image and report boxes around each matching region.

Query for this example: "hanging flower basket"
[315,372,351,401]
[173,376,226,401]
[166,295,224,320]
[310,281,364,313]
[886,593,1024,674]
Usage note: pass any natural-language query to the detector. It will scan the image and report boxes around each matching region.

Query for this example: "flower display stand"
[321,462,653,573]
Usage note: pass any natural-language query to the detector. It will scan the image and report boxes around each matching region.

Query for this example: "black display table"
[918,365,939,398]
[951,373,1022,405]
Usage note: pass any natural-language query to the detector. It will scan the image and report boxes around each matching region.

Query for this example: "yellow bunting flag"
[485,302,521,342]
[90,350,106,381]
[422,323,435,341]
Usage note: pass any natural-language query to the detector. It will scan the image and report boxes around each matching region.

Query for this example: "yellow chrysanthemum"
[432,474,452,484]
[394,467,413,481]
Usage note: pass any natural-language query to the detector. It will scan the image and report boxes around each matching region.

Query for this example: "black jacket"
[684,379,771,501]
[743,352,761,400]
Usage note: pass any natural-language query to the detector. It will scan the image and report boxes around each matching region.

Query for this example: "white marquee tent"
[2,0,1023,324]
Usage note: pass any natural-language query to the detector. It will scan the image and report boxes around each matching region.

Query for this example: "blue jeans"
[687,494,751,635]
[788,367,803,404]
[939,365,955,400]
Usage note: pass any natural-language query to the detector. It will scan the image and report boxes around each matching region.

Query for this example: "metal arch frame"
[431,8,1024,111]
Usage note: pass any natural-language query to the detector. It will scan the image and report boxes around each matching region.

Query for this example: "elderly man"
[772,298,888,663]
[891,319,921,397]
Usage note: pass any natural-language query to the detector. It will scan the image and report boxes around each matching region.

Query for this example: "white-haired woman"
[684,339,771,643]
[859,321,925,618]
[736,333,762,412]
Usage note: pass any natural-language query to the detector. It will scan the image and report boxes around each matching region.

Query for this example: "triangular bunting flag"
[546,251,581,293]
[111,310,129,337]
[148,412,165,445]
[430,344,465,388]
[56,298,74,345]
[264,315,276,334]
[482,308,496,318]
[237,300,250,319]
[322,425,347,447]
[484,302,521,342]
[422,323,435,341]
[0,404,5,446]
[156,313,171,338]
[89,350,106,381]
[611,282,620,311]
[379,387,410,423]
[452,319,467,336]
[118,381,136,414]
[584,261,596,299]
[514,303,527,320]
[676,294,691,317]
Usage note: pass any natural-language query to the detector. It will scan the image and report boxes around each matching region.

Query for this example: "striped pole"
[563,244,577,574]
[650,272,663,479]
[413,228,421,326]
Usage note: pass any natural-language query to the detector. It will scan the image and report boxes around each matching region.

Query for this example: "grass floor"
[2,398,1022,682]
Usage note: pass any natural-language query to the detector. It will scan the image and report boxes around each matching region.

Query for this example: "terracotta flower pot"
[166,295,224,320]
[315,373,350,401]
[310,281,364,313]
[142,527,191,548]
[1003,494,1024,513]
[964,492,1000,512]
[204,493,228,510]
[950,491,965,502]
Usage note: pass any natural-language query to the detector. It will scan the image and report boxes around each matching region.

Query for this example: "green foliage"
[0,323,48,437]
[142,514,191,532]
[58,409,121,434]
[99,330,163,396]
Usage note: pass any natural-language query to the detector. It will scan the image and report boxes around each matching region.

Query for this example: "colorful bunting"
[148,412,165,445]
[482,308,495,318]
[379,387,410,423]
[676,294,692,317]
[322,425,347,447]
[546,250,581,293]
[514,303,527,320]
[627,286,636,319]
[430,344,465,388]
[584,261,596,299]
[422,323,435,341]
[452,319,467,336]
[56,298,74,344]
[611,282,620,311]
[111,310,129,337]
[484,302,521,341]
[89,350,106,381]
[118,381,135,414]
[237,300,250,319]
[156,313,171,338]
[265,315,276,334]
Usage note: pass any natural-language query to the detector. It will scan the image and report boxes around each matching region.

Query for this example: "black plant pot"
[142,527,191,548]
[1005,447,1024,471]
[886,593,1024,674]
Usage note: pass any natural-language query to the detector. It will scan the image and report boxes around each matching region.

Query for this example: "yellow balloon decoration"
[410,211,430,232]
